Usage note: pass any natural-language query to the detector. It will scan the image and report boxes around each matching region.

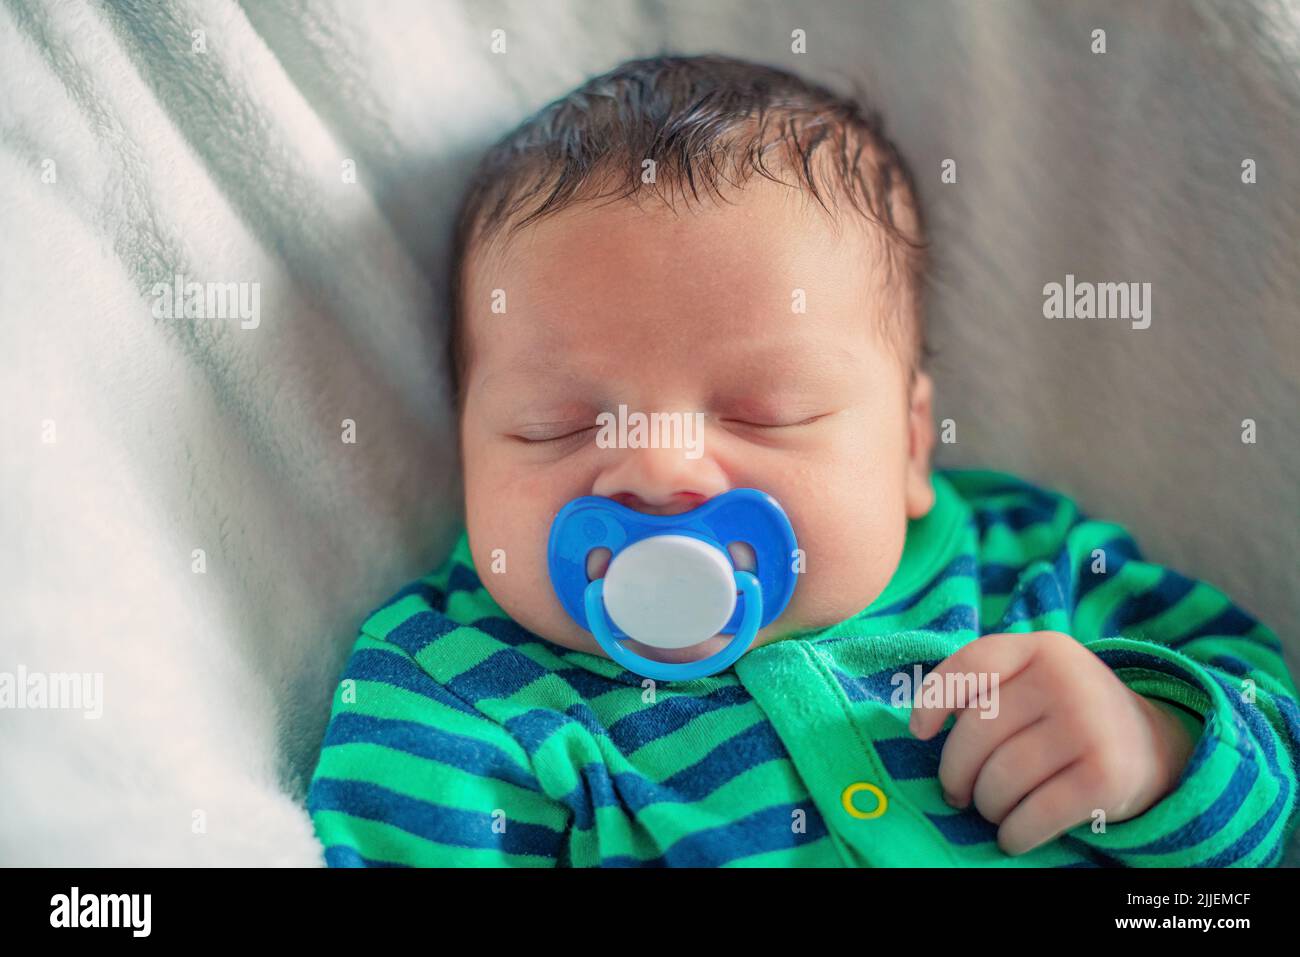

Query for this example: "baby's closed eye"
[720,411,832,429]
[511,421,598,443]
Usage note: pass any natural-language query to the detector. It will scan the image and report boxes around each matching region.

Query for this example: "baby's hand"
[908,630,1197,856]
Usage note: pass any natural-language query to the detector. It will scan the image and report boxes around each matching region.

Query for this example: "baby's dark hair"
[446,53,928,411]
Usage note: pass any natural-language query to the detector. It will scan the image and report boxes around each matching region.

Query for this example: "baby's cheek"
[468,521,589,649]
[778,474,910,630]
[464,469,600,652]
[799,518,906,627]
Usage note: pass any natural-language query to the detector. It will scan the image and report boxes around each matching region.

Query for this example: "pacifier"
[547,489,799,681]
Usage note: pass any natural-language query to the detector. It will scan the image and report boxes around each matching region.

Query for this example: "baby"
[307,54,1299,866]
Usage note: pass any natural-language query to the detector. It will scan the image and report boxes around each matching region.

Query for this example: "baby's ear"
[905,370,936,519]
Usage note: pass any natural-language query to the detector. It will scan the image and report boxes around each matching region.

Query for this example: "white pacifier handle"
[600,535,738,649]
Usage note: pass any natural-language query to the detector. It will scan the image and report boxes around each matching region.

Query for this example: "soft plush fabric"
[307,470,1299,866]
[1,0,1295,865]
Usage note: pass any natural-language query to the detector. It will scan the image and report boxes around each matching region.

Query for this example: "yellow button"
[842,782,888,820]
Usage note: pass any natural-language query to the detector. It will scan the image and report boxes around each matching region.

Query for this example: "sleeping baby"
[307,54,1300,866]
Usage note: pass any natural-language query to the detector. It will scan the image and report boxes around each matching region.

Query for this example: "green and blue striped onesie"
[307,470,1300,866]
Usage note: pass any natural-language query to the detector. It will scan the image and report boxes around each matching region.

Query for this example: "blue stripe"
[1201,786,1292,866]
[1167,605,1261,648]
[549,721,793,828]
[874,731,945,780]
[1099,570,1198,637]
[503,707,574,758]
[868,554,976,618]
[660,720,793,799]
[592,800,830,866]
[1091,648,1206,699]
[343,648,479,718]
[1277,695,1300,758]
[309,777,564,858]
[1075,535,1142,604]
[972,503,1061,535]
[323,844,410,867]
[837,661,942,706]
[443,621,675,705]
[382,579,446,613]
[1209,671,1284,773]
[472,614,540,647]
[993,569,1068,629]
[607,684,754,753]
[322,711,539,792]
[1122,752,1259,857]
[448,646,552,702]
[363,580,445,625]
[1050,544,1077,609]
[383,610,461,658]
[1092,645,1254,764]
[979,562,1021,595]
[925,807,998,845]
[922,604,979,634]
[1206,654,1256,678]
[551,664,631,700]
[447,563,484,595]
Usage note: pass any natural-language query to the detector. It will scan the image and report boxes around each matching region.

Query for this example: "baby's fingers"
[996,760,1095,856]
[970,715,1078,823]
[941,687,1049,811]
[908,632,1039,740]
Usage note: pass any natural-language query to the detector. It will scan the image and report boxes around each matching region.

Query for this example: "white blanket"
[2,0,1296,865]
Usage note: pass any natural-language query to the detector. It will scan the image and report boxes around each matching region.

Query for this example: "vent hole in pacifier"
[585,547,612,581]
[726,541,757,573]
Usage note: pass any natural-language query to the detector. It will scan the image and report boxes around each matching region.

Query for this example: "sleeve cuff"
[1058,637,1273,864]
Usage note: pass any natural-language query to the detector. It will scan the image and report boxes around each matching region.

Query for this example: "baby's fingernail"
[943,790,961,807]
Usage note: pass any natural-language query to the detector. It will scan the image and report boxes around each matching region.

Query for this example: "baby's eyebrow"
[478,338,860,400]
[733,340,858,371]
[477,357,594,398]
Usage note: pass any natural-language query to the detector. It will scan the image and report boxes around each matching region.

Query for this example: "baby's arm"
[1055,521,1300,865]
[917,476,1299,864]
[307,630,570,867]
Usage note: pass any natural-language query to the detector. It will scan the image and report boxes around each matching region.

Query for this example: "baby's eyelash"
[512,424,595,443]
[725,413,828,429]
[512,413,830,442]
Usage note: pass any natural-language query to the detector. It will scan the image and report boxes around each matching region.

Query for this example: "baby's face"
[458,176,936,664]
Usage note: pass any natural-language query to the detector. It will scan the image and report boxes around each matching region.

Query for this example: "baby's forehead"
[466,232,907,404]
[465,177,886,303]
[456,176,914,392]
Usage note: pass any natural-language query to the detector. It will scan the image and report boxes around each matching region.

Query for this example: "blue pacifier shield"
[547,489,799,681]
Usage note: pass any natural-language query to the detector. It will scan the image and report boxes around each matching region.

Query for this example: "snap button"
[841,782,888,820]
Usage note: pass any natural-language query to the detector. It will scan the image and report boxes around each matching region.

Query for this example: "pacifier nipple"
[726,541,756,572]
[585,547,612,580]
